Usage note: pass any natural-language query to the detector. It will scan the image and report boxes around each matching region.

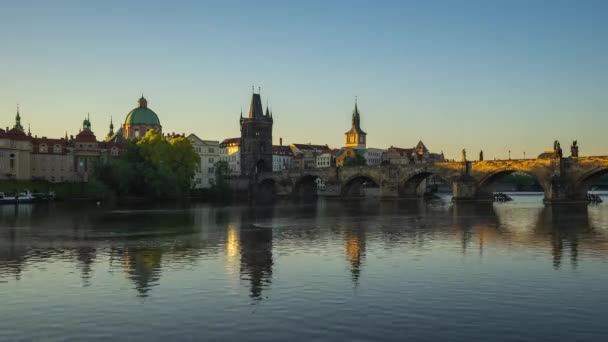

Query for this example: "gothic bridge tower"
[240,92,273,177]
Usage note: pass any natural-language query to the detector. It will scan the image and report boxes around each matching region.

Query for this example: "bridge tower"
[240,91,273,177]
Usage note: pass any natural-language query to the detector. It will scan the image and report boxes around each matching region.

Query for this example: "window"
[40,144,48,153]
[208,167,214,174]
[208,157,214,164]
[134,129,140,138]
[9,154,15,169]
[53,144,62,153]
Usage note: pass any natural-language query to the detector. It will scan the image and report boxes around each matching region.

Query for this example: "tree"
[343,153,367,167]
[93,129,199,200]
[211,160,232,201]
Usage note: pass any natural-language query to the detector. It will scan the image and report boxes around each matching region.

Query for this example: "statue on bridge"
[554,140,563,159]
[479,150,484,161]
[462,148,467,162]
[571,140,579,158]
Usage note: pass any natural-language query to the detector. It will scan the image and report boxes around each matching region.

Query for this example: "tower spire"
[14,104,24,132]
[108,115,114,137]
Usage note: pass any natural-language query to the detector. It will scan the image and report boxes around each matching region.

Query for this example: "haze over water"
[2,195,608,341]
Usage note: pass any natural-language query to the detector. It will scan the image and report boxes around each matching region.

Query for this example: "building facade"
[290,143,332,170]
[220,138,241,176]
[0,109,32,180]
[272,144,293,171]
[188,134,220,188]
[364,148,385,166]
[240,92,273,177]
[316,153,333,168]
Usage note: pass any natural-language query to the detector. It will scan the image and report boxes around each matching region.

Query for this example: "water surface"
[2,194,608,341]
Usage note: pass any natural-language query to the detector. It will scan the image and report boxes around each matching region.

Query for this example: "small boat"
[0,190,36,204]
[493,192,513,202]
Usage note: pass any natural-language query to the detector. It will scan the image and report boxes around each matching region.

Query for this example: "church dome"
[124,96,161,126]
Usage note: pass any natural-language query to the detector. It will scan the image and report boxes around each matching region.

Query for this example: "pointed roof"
[14,105,24,132]
[248,93,264,119]
[345,99,366,135]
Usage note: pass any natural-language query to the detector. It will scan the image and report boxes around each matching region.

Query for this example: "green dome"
[124,96,161,126]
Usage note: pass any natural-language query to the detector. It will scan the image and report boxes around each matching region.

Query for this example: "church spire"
[14,104,24,132]
[108,116,114,137]
[352,97,361,129]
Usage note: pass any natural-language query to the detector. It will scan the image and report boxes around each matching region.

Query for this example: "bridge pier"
[451,177,479,202]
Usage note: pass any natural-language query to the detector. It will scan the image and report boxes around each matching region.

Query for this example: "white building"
[272,145,293,171]
[220,137,241,176]
[188,134,220,189]
[364,148,385,166]
[316,153,333,168]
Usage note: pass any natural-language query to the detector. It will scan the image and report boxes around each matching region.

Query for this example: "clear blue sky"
[1,0,606,159]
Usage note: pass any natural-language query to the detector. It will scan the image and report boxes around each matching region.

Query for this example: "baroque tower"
[240,92,273,176]
[344,99,366,149]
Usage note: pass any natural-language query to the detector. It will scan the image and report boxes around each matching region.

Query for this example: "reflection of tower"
[225,223,240,275]
[344,228,366,286]
[0,227,27,280]
[75,247,97,286]
[121,248,163,298]
[240,226,273,300]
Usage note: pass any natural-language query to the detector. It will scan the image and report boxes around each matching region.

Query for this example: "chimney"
[280,137,283,146]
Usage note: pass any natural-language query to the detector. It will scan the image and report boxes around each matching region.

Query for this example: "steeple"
[27,123,31,136]
[14,105,24,132]
[108,116,114,137]
[247,92,264,119]
[352,98,361,129]
[83,113,92,131]
[344,98,367,149]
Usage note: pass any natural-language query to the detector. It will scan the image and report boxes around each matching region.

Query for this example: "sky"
[1,0,607,159]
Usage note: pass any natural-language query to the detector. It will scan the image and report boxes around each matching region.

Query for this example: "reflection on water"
[2,195,608,341]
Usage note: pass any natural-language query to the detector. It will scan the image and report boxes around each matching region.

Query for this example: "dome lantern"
[138,95,148,108]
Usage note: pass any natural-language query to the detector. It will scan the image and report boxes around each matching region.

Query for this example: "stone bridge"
[255,156,608,203]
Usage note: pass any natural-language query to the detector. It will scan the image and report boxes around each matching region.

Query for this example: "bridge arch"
[255,177,277,203]
[341,174,380,198]
[573,167,608,200]
[476,169,548,200]
[399,171,451,198]
[292,174,323,201]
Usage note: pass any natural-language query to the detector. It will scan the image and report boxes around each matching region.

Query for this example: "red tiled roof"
[4,128,30,140]
[291,143,332,153]
[31,137,68,154]
[75,130,97,142]
[272,145,293,156]
[220,137,241,147]
[387,147,414,156]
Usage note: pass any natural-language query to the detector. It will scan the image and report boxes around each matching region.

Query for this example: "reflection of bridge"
[256,156,608,203]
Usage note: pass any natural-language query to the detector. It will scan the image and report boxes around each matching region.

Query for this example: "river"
[1,193,608,341]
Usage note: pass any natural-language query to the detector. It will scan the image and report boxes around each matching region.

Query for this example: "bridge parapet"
[253,156,608,203]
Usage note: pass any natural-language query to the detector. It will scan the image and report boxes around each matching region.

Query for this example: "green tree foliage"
[94,129,199,200]
[343,153,367,167]
[210,160,232,201]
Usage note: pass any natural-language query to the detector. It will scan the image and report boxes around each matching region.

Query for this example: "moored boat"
[0,191,36,204]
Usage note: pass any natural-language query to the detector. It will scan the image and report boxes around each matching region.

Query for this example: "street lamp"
[523,151,526,160]
[508,150,511,160]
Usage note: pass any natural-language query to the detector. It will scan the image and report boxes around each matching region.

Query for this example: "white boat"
[0,190,36,204]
